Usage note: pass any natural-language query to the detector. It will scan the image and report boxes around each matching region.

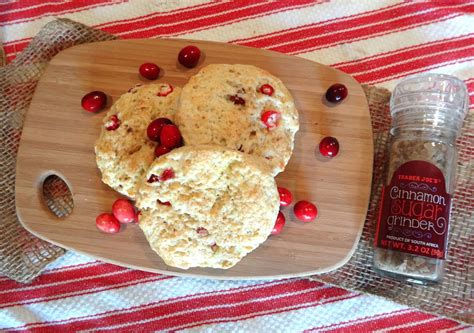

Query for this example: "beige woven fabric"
[0,43,5,67]
[0,19,471,323]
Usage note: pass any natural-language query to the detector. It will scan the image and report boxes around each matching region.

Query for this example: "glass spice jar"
[373,73,468,284]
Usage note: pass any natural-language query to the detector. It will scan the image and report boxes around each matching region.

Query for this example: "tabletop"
[1,1,473,332]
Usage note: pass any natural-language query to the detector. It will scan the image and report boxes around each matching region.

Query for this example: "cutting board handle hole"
[42,174,74,218]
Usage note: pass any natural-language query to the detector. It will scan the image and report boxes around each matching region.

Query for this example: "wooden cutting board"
[16,39,373,279]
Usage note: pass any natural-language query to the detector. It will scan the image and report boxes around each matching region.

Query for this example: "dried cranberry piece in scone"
[146,169,175,184]
[259,84,274,96]
[105,115,120,131]
[157,84,174,97]
[261,110,281,130]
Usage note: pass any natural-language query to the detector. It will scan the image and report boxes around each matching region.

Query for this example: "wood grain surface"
[16,39,373,279]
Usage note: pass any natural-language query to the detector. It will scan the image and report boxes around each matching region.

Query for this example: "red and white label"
[375,161,451,259]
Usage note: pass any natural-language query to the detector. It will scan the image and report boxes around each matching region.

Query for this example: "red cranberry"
[96,213,120,233]
[146,169,175,183]
[105,115,120,131]
[147,174,160,183]
[229,95,245,106]
[261,110,281,130]
[112,199,136,224]
[128,83,143,93]
[272,211,286,235]
[147,118,172,142]
[259,84,274,96]
[178,45,201,68]
[81,91,107,113]
[155,144,171,158]
[160,124,182,149]
[159,168,175,181]
[139,63,160,80]
[319,136,339,157]
[196,227,209,237]
[294,200,317,222]
[325,83,348,103]
[157,199,171,206]
[157,84,174,97]
[278,187,293,207]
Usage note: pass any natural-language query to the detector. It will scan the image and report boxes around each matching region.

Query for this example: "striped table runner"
[1,1,472,331]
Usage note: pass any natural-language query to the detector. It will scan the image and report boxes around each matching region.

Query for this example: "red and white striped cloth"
[1,1,473,331]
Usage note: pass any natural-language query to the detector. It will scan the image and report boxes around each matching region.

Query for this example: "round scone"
[174,64,299,175]
[95,83,180,198]
[136,145,279,270]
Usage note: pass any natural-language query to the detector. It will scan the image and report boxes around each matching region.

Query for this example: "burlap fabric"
[0,19,471,323]
[0,44,5,67]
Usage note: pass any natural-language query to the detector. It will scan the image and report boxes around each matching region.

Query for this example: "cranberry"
[139,63,160,80]
[196,227,209,237]
[157,199,171,206]
[146,170,175,184]
[105,115,120,131]
[261,110,281,130]
[178,45,201,68]
[157,84,174,97]
[271,211,286,235]
[155,144,171,158]
[81,91,107,113]
[325,83,348,103]
[319,136,339,157]
[96,213,120,233]
[278,187,293,207]
[128,83,143,93]
[259,84,274,96]
[147,118,172,142]
[159,168,175,181]
[112,199,136,224]
[160,124,182,149]
[147,174,160,183]
[294,200,317,222]
[229,95,245,106]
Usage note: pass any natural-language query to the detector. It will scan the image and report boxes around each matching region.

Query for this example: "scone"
[136,145,279,269]
[95,83,180,198]
[174,64,299,175]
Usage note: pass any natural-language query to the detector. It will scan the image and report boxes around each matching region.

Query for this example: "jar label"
[375,161,451,259]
